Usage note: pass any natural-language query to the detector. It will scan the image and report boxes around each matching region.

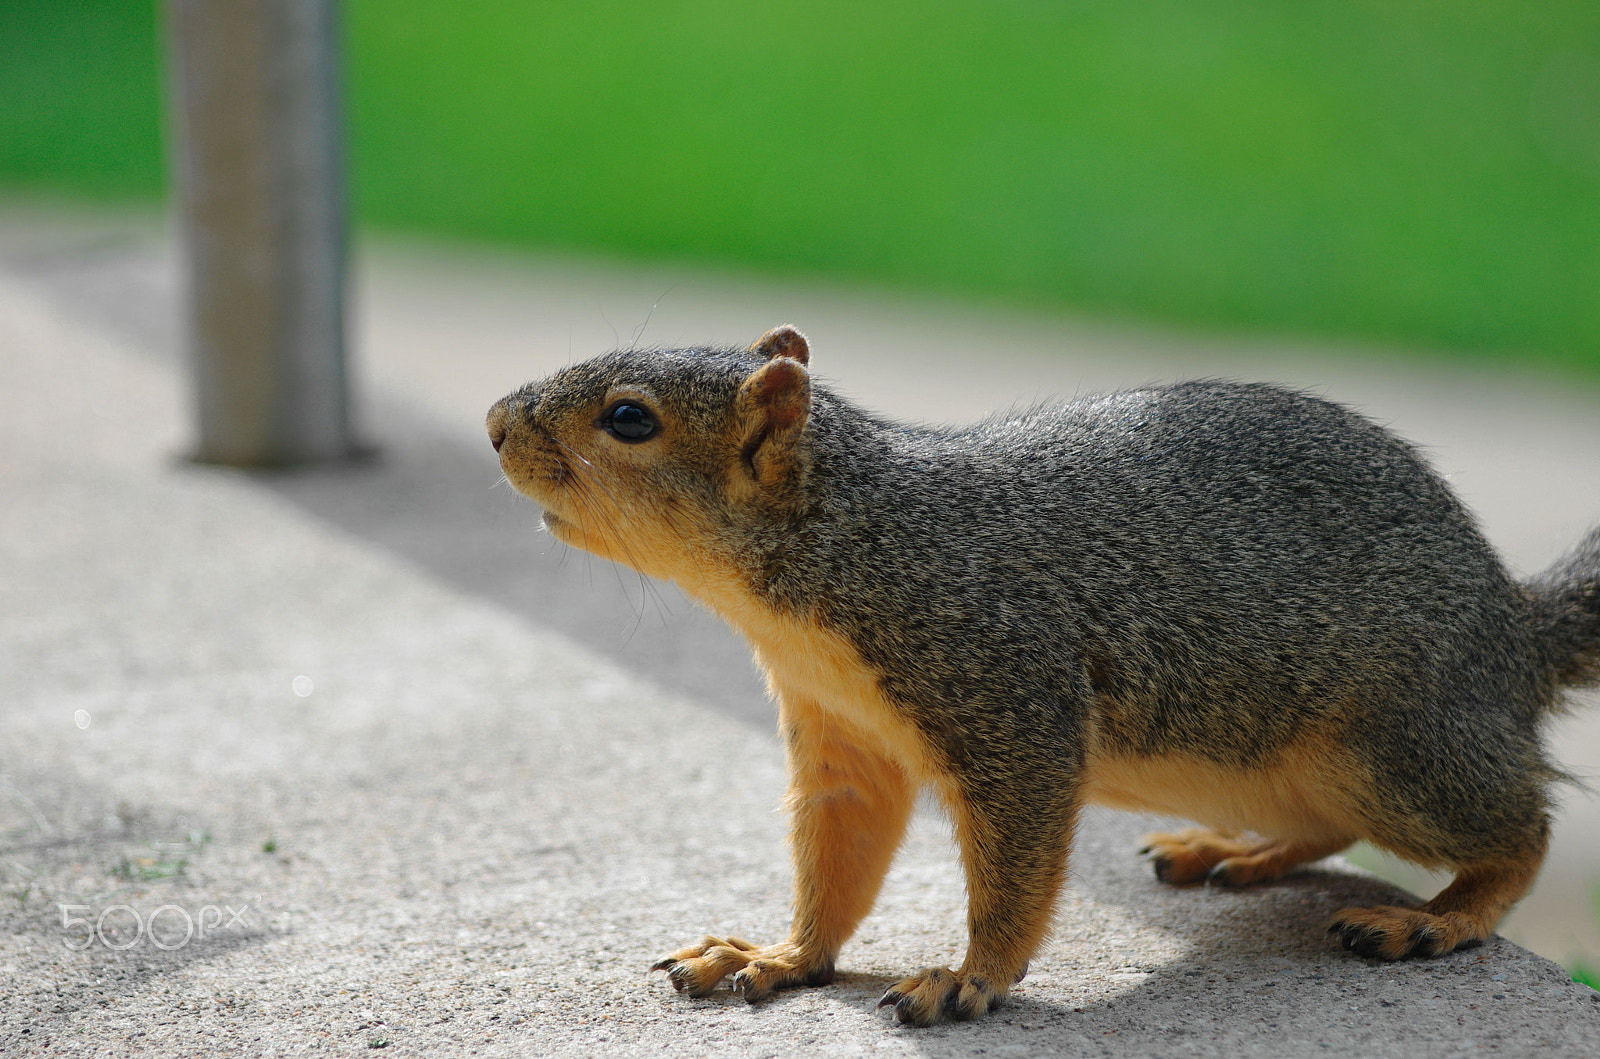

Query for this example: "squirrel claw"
[1148,854,1179,884]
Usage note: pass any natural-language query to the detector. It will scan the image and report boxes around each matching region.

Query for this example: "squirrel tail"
[1526,524,1600,692]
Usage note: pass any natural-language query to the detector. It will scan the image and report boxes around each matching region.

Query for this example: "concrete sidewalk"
[3,207,1600,1056]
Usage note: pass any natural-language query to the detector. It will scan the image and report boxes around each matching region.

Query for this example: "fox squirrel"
[486,325,1600,1026]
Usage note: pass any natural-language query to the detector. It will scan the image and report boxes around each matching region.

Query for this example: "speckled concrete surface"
[2,210,1599,1056]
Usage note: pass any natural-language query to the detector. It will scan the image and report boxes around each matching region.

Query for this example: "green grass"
[0,0,164,199]
[1574,884,1600,990]
[3,1,1598,375]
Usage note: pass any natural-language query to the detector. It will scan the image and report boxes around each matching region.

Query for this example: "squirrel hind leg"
[1328,845,1546,961]
[1140,829,1352,887]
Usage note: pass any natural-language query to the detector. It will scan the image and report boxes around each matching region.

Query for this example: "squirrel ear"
[748,325,810,366]
[735,356,810,487]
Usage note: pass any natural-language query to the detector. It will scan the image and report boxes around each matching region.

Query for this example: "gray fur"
[501,343,1600,871]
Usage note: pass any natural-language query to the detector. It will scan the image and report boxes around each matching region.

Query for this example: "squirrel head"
[487,325,814,581]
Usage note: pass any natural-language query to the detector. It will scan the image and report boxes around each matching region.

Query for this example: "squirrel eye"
[602,402,658,442]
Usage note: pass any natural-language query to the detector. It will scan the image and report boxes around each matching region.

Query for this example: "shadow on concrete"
[0,233,774,731]
[652,866,1571,1056]
[245,388,774,731]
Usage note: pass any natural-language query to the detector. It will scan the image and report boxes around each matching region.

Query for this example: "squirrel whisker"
[549,436,674,631]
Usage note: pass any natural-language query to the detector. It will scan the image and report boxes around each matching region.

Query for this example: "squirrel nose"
[486,400,510,453]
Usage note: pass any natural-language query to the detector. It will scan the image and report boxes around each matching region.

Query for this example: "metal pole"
[168,0,356,466]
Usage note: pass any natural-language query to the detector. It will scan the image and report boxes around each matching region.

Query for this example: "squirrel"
[486,325,1600,1026]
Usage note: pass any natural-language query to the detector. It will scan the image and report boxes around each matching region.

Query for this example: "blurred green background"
[2,0,1598,376]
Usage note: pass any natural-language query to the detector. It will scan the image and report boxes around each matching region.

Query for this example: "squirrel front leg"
[881,777,1080,1026]
[652,698,915,1000]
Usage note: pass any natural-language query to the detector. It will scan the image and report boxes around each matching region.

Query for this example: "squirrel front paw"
[650,936,833,1001]
[877,967,1003,1026]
